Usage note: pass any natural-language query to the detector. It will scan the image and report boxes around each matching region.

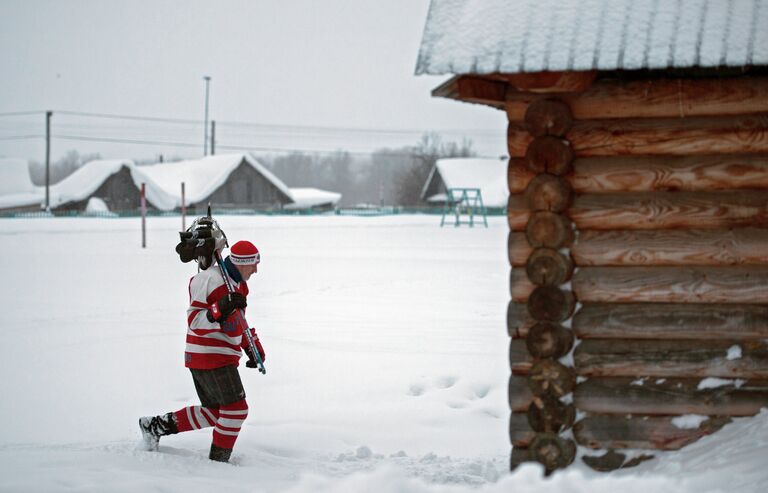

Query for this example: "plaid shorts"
[190,365,246,408]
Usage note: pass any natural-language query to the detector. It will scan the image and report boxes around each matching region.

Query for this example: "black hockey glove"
[206,292,247,323]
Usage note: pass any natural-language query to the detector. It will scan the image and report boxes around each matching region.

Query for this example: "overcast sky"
[0,0,508,162]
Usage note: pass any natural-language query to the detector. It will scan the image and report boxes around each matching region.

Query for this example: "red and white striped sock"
[173,405,220,432]
[212,399,248,450]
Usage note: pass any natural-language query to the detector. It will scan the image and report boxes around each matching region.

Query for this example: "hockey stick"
[213,250,267,374]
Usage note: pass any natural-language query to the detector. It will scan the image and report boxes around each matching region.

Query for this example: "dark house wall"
[193,160,292,210]
[0,202,43,214]
[421,170,447,203]
[54,166,152,213]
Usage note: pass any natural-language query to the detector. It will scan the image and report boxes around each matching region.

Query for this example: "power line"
[0,111,44,118]
[53,134,201,148]
[215,119,502,136]
[56,110,201,125]
[51,133,411,156]
[0,135,43,141]
[50,133,501,159]
[5,109,501,137]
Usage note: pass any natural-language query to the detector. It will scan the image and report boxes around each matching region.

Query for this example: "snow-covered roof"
[138,154,292,208]
[0,158,43,210]
[284,187,342,210]
[0,158,37,195]
[0,191,43,210]
[416,0,768,75]
[421,157,508,207]
[48,159,178,211]
[46,159,178,210]
[48,159,132,208]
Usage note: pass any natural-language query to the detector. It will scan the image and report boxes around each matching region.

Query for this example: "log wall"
[504,73,768,473]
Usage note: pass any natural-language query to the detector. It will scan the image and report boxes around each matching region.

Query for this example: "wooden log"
[508,300,537,339]
[526,322,574,359]
[432,75,508,109]
[510,447,533,471]
[574,415,731,451]
[581,450,654,472]
[529,433,576,472]
[508,158,534,194]
[523,211,574,248]
[572,266,768,304]
[570,154,768,192]
[524,99,573,137]
[575,339,768,379]
[509,374,535,412]
[526,248,573,286]
[508,114,768,157]
[510,269,536,302]
[581,450,630,472]
[567,191,768,230]
[527,286,576,321]
[572,228,768,266]
[503,71,597,93]
[525,174,573,212]
[506,77,768,121]
[509,191,768,231]
[508,154,768,194]
[528,360,576,397]
[509,412,536,447]
[508,195,529,231]
[510,339,534,375]
[574,377,768,416]
[573,303,768,340]
[527,395,575,433]
[508,231,533,267]
[523,136,574,175]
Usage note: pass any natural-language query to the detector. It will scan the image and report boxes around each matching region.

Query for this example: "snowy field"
[0,215,765,492]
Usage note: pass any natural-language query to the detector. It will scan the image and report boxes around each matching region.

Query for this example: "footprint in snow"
[436,376,458,389]
[471,384,491,399]
[408,384,425,396]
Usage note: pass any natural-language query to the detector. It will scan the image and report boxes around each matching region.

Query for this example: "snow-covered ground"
[0,215,765,492]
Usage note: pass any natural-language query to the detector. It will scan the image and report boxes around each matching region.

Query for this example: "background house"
[0,158,43,213]
[47,159,176,213]
[417,0,768,474]
[284,187,342,212]
[138,154,294,212]
[420,157,508,208]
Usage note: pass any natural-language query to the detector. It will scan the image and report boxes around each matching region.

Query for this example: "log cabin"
[416,0,768,473]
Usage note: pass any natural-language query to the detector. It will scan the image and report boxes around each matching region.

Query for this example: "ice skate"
[139,413,178,451]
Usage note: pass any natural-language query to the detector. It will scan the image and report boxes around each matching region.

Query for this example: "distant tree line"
[25,133,477,206]
[258,133,476,206]
[28,150,102,186]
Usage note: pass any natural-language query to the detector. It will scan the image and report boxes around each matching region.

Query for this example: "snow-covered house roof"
[0,158,36,195]
[421,158,508,207]
[47,159,177,211]
[416,0,768,75]
[284,188,342,210]
[138,154,292,208]
[0,158,43,210]
[48,159,132,208]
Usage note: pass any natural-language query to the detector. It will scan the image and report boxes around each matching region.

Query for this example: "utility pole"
[45,111,52,210]
[210,120,216,155]
[203,76,211,156]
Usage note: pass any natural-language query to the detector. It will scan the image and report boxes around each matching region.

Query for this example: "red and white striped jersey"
[184,266,252,369]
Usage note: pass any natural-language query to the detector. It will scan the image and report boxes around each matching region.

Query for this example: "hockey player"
[139,240,265,463]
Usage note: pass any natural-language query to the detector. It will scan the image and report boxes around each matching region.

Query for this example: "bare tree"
[395,133,476,205]
[28,150,102,185]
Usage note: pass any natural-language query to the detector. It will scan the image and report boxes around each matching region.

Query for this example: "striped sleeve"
[187,273,218,330]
